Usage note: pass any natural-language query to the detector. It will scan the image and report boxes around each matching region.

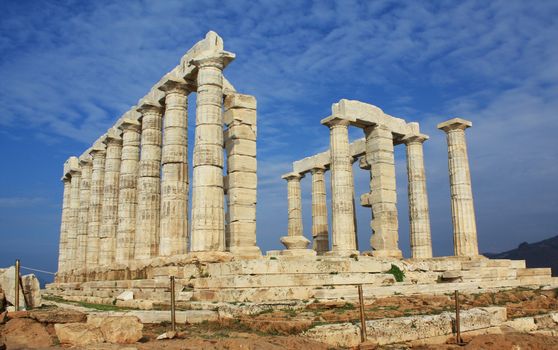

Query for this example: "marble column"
[135,104,164,260]
[159,80,189,256]
[87,145,106,267]
[224,93,261,258]
[115,119,141,264]
[99,131,122,266]
[76,156,92,269]
[66,167,82,270]
[403,134,433,259]
[310,167,329,254]
[280,172,313,255]
[190,53,233,252]
[364,125,402,258]
[438,118,479,257]
[322,117,357,255]
[57,175,72,273]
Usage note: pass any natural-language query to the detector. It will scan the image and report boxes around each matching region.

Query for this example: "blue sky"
[1,0,557,283]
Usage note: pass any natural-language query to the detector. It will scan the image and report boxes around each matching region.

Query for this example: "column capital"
[78,155,92,166]
[158,75,195,95]
[137,103,164,115]
[310,166,327,175]
[69,168,81,176]
[61,175,71,183]
[437,118,472,132]
[190,51,235,70]
[402,133,429,145]
[282,172,304,181]
[321,115,351,128]
[118,118,141,133]
[103,128,123,146]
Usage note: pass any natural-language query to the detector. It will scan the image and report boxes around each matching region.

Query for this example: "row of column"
[58,52,261,274]
[282,117,478,259]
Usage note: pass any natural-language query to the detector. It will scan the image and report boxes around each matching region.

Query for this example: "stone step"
[192,285,315,302]
[204,258,391,276]
[516,268,552,277]
[188,272,397,289]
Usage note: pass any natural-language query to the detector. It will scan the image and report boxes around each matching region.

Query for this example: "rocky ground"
[1,287,557,349]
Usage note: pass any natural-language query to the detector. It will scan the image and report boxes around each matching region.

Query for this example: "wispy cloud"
[0,197,46,208]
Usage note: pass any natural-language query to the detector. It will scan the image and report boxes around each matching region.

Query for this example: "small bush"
[387,264,405,282]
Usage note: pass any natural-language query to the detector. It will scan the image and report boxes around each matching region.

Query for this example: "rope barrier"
[20,266,56,275]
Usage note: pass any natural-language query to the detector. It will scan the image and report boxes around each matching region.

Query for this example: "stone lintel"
[402,133,430,144]
[310,165,327,174]
[89,140,107,155]
[320,114,353,127]
[281,172,303,181]
[137,87,165,111]
[117,118,141,132]
[157,72,194,93]
[63,156,80,177]
[190,50,236,70]
[292,138,365,175]
[437,118,472,132]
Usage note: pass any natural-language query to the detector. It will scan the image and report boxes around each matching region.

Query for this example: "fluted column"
[280,172,314,255]
[159,81,190,256]
[66,167,81,271]
[364,125,402,258]
[135,105,164,260]
[322,117,357,255]
[99,131,122,266]
[87,146,106,267]
[311,167,329,254]
[438,118,479,257]
[57,176,71,273]
[190,53,233,252]
[115,119,141,264]
[76,156,92,269]
[403,134,432,258]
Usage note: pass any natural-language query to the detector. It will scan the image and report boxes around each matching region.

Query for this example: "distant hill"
[485,235,558,276]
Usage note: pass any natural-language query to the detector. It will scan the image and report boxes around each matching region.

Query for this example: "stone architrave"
[322,117,357,256]
[364,125,402,258]
[190,51,234,252]
[224,93,261,258]
[159,79,190,256]
[115,119,141,264]
[57,175,72,273]
[403,133,432,259]
[310,166,329,254]
[66,166,82,270]
[280,172,314,256]
[135,104,164,260]
[87,145,106,267]
[99,130,122,266]
[75,156,92,269]
[438,118,479,257]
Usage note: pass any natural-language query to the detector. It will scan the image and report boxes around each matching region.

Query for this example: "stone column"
[135,104,164,260]
[87,145,106,267]
[403,134,432,259]
[224,93,261,258]
[190,52,234,252]
[322,117,357,256]
[66,167,81,271]
[115,119,141,264]
[57,175,71,273]
[75,156,92,269]
[99,130,122,266]
[159,80,190,256]
[438,118,479,257]
[310,166,329,254]
[280,172,314,255]
[364,125,402,258]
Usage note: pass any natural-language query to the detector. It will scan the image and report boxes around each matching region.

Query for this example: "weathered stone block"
[228,172,257,189]
[225,94,257,110]
[224,109,256,126]
[225,139,256,157]
[227,155,257,173]
[225,124,257,141]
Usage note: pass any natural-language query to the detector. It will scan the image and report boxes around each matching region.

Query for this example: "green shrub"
[387,264,405,282]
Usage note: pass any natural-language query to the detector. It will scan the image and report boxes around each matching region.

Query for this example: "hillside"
[485,235,558,276]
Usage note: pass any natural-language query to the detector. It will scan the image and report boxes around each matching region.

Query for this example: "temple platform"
[45,255,558,308]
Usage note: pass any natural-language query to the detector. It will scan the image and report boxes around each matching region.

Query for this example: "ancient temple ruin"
[48,32,557,306]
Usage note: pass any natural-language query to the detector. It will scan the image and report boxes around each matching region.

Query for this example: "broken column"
[322,117,357,256]
[438,118,479,257]
[190,50,234,252]
[310,166,329,254]
[86,143,106,267]
[159,78,190,257]
[403,133,432,259]
[280,172,314,255]
[224,93,261,258]
[99,129,122,266]
[115,117,141,264]
[75,155,92,269]
[135,100,164,260]
[364,125,402,258]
